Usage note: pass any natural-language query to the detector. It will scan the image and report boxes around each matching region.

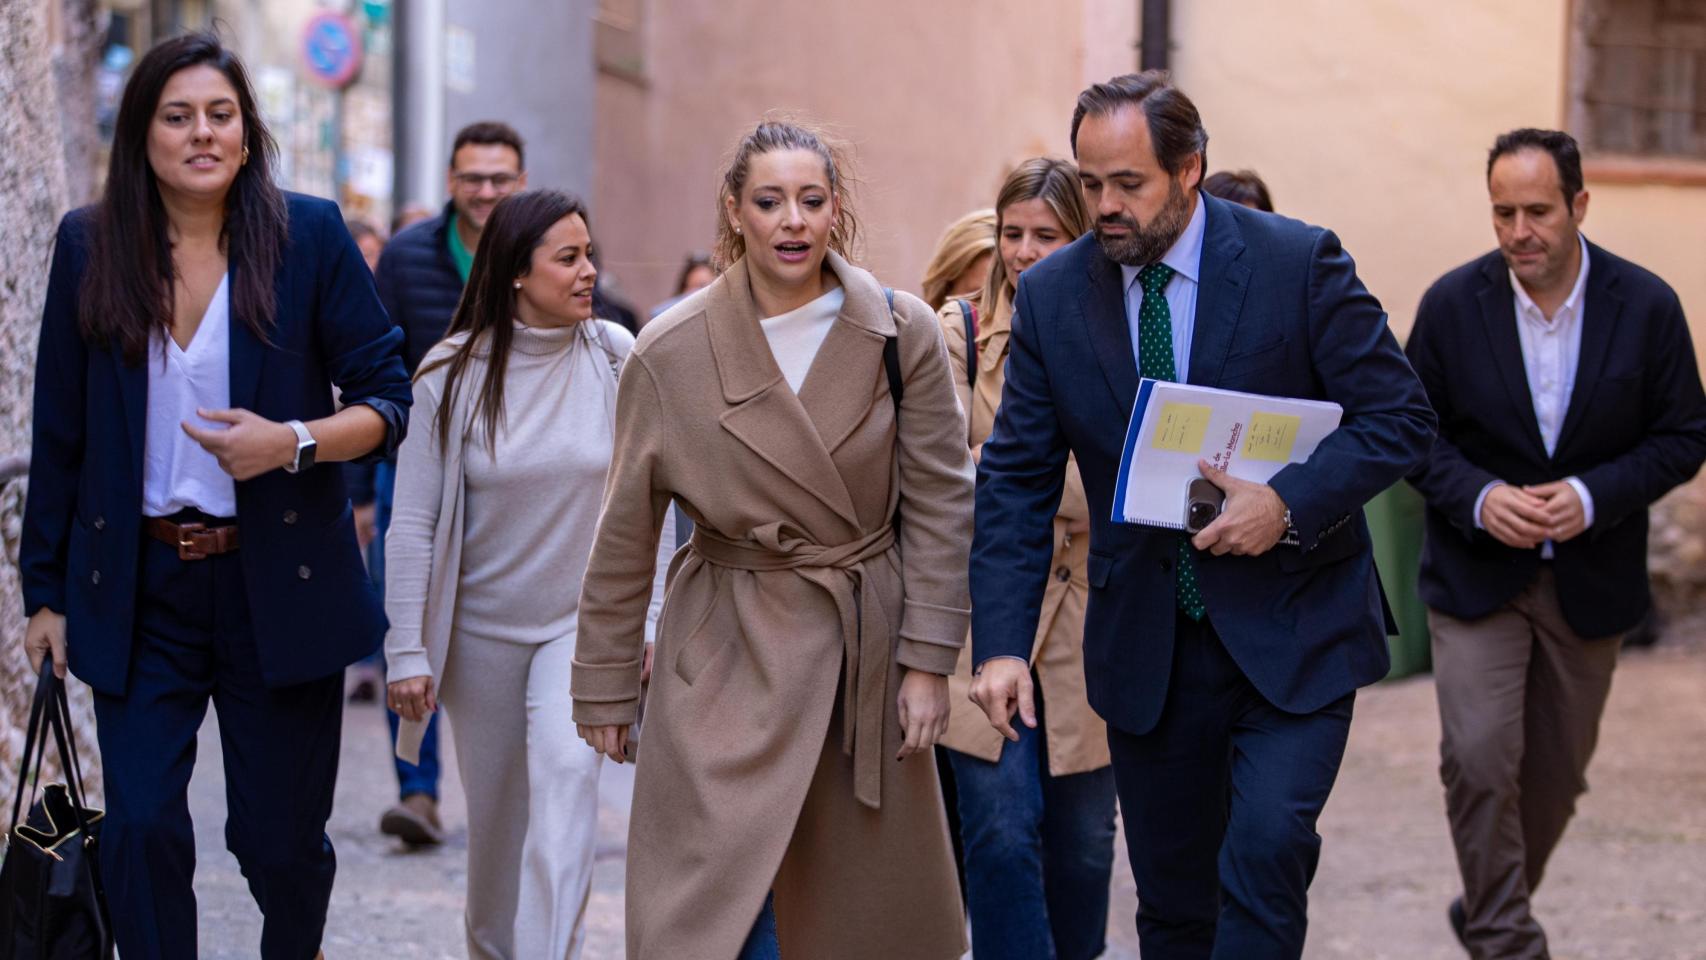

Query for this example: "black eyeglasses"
[452,172,521,190]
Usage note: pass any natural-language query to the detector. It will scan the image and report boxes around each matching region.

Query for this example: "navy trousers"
[1107,613,1353,960]
[91,534,343,960]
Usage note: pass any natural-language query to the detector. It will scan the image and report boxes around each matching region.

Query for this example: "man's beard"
[1094,180,1192,267]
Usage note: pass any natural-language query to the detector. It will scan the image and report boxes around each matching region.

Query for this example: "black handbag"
[0,664,113,959]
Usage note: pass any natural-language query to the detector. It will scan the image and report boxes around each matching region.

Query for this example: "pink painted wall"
[593,1,1139,314]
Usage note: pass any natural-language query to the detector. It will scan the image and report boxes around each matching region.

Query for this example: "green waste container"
[1364,480,1432,679]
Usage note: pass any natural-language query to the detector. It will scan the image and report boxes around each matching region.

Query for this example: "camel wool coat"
[937,291,1110,775]
[571,252,974,960]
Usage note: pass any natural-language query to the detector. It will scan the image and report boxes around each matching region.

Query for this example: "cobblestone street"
[188,642,1706,959]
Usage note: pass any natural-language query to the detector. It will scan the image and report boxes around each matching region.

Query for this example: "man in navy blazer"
[969,72,1436,958]
[1406,129,1706,958]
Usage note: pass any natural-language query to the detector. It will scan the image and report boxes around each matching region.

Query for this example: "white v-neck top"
[143,272,237,518]
[760,286,845,393]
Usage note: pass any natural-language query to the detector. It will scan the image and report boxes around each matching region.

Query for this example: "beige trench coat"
[937,291,1111,776]
[571,253,974,960]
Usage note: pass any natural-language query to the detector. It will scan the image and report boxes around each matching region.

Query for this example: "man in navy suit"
[1406,129,1706,958]
[968,72,1436,958]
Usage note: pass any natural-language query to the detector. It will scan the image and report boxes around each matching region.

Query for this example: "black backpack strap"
[882,288,903,532]
[882,287,903,415]
[955,298,978,389]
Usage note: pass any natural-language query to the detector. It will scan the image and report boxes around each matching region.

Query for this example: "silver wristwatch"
[283,419,317,474]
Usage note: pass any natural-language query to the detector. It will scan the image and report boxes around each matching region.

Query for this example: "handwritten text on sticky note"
[1243,412,1303,462]
[1152,402,1212,453]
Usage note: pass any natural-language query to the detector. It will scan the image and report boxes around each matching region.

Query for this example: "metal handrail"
[0,452,28,482]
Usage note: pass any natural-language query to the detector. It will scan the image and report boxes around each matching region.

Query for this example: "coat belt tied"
[689,521,898,810]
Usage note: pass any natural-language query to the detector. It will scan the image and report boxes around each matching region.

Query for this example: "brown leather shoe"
[379,793,444,846]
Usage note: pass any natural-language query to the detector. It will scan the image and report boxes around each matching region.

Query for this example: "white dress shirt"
[1472,234,1596,554]
[143,273,237,518]
[1120,192,1207,381]
[761,286,845,393]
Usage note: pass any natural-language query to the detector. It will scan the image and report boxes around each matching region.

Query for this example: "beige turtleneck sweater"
[388,319,670,661]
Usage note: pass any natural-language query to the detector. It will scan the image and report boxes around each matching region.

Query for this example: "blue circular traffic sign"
[302,12,364,89]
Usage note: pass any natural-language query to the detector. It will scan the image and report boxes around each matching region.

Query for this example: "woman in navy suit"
[19,33,410,960]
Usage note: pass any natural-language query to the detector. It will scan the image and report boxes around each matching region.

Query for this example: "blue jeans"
[371,458,440,801]
[736,892,779,960]
[948,676,1118,960]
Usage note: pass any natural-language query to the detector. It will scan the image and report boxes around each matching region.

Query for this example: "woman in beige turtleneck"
[936,158,1120,960]
[383,189,666,960]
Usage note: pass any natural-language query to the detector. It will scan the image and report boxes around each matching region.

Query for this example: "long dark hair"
[419,189,595,454]
[80,32,288,364]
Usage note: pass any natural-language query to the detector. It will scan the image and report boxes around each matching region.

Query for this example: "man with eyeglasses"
[361,120,528,847]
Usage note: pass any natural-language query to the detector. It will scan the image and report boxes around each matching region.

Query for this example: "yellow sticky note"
[1151,402,1211,453]
[1243,412,1302,462]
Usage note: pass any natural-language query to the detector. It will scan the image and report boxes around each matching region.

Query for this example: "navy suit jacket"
[21,193,412,695]
[1406,242,1706,638]
[971,193,1437,736]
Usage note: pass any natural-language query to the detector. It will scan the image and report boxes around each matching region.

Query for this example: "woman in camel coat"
[572,121,974,960]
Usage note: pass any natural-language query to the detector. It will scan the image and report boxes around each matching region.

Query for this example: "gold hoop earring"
[241,146,250,165]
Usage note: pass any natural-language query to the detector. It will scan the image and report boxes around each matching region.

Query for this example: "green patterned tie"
[1136,263,1207,621]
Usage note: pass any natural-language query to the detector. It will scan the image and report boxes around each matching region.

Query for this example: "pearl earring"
[734,226,742,235]
[513,281,522,290]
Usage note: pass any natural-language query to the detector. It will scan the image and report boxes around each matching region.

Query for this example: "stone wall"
[0,0,98,806]
[1648,473,1706,639]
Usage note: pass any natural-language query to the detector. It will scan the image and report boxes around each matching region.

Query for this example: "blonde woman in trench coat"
[572,121,974,960]
[937,158,1118,960]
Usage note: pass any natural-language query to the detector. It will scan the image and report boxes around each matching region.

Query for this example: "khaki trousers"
[1428,568,1622,960]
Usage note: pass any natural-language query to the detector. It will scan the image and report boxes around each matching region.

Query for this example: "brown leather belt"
[143,517,240,560]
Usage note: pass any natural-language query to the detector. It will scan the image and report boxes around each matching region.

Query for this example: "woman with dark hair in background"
[937,156,1117,960]
[346,217,387,274]
[573,119,974,960]
[20,32,410,960]
[674,251,717,297]
[1202,168,1275,212]
[384,189,669,959]
[650,250,718,319]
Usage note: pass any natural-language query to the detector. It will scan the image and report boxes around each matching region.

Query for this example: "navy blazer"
[971,193,1436,736]
[21,193,412,695]
[1406,242,1706,638]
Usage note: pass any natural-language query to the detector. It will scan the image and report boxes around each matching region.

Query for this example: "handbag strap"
[52,679,92,818]
[10,664,98,845]
[10,662,57,829]
[45,670,113,939]
[44,677,98,845]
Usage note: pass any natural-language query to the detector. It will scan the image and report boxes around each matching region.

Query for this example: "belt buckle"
[176,521,209,561]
